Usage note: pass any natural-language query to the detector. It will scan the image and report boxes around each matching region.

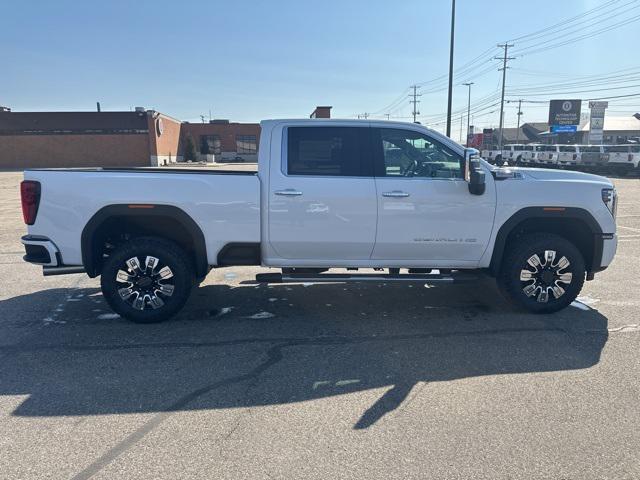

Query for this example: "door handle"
[274,189,303,196]
[382,191,410,198]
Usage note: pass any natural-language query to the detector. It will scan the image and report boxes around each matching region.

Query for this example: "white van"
[480,147,504,165]
[604,144,640,174]
[536,145,560,166]
[558,145,579,167]
[520,144,539,165]
[579,145,606,169]
[502,144,524,166]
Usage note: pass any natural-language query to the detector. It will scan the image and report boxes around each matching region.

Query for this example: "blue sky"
[1,0,638,139]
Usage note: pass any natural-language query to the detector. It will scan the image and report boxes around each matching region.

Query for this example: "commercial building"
[577,114,640,144]
[0,109,182,169]
[480,114,640,147]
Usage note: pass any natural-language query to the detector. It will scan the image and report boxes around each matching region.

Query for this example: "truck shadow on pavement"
[0,279,608,432]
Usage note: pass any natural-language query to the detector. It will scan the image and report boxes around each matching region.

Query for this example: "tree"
[200,137,211,155]
[184,135,197,162]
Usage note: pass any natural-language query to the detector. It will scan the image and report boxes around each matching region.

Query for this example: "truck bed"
[27,166,257,175]
[23,168,261,267]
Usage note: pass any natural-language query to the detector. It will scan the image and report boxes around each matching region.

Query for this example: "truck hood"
[510,167,613,186]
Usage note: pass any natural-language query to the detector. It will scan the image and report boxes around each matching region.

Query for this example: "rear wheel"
[100,237,194,323]
[497,233,585,313]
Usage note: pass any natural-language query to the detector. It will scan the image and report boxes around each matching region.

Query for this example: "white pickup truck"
[21,119,618,323]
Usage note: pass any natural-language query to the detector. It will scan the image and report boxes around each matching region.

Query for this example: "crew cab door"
[370,127,496,265]
[266,124,377,261]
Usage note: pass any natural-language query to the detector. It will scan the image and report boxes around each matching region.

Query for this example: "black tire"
[497,233,585,314]
[100,237,194,323]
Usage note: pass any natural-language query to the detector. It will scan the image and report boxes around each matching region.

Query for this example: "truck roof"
[260,118,427,129]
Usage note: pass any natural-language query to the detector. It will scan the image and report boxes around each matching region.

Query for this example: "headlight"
[602,188,617,217]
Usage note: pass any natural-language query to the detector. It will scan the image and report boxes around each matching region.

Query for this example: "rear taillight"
[573,153,577,160]
[630,154,634,162]
[20,180,41,225]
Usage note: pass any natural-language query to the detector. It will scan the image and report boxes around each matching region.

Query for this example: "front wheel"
[100,237,194,323]
[497,233,585,313]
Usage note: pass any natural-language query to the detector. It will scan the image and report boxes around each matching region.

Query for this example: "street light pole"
[463,82,473,146]
[445,0,456,137]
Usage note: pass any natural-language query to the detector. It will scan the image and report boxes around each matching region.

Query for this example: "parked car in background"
[579,145,607,170]
[502,144,524,166]
[604,144,640,175]
[480,147,503,166]
[520,144,539,166]
[536,145,560,167]
[558,145,580,168]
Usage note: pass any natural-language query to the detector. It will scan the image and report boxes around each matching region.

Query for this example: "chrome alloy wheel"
[115,256,175,310]
[519,250,573,303]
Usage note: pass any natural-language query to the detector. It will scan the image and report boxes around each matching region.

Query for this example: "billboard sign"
[548,99,581,126]
[588,101,608,144]
[466,133,483,148]
[482,128,493,146]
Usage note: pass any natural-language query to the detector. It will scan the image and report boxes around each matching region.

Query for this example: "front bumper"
[21,235,61,266]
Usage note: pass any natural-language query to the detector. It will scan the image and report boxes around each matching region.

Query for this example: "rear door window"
[287,127,369,176]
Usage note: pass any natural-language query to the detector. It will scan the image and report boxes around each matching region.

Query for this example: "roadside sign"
[548,99,581,126]
[588,101,608,144]
[551,125,577,133]
[482,128,493,146]
[589,101,609,110]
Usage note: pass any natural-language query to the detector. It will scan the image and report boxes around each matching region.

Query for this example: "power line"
[507,0,623,42]
[513,12,640,57]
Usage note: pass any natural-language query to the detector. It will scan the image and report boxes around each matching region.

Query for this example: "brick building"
[0,105,332,168]
[0,109,182,168]
[181,120,260,162]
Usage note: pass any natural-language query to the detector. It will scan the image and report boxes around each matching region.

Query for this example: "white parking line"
[618,225,640,233]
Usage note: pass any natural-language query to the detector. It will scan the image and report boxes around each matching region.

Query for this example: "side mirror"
[464,148,486,196]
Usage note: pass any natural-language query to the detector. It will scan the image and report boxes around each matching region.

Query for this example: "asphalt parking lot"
[1,170,639,479]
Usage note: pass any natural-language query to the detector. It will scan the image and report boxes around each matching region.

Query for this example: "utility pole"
[515,99,523,144]
[445,0,456,137]
[495,43,514,151]
[385,113,390,120]
[459,115,464,143]
[462,82,474,146]
[409,85,422,123]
